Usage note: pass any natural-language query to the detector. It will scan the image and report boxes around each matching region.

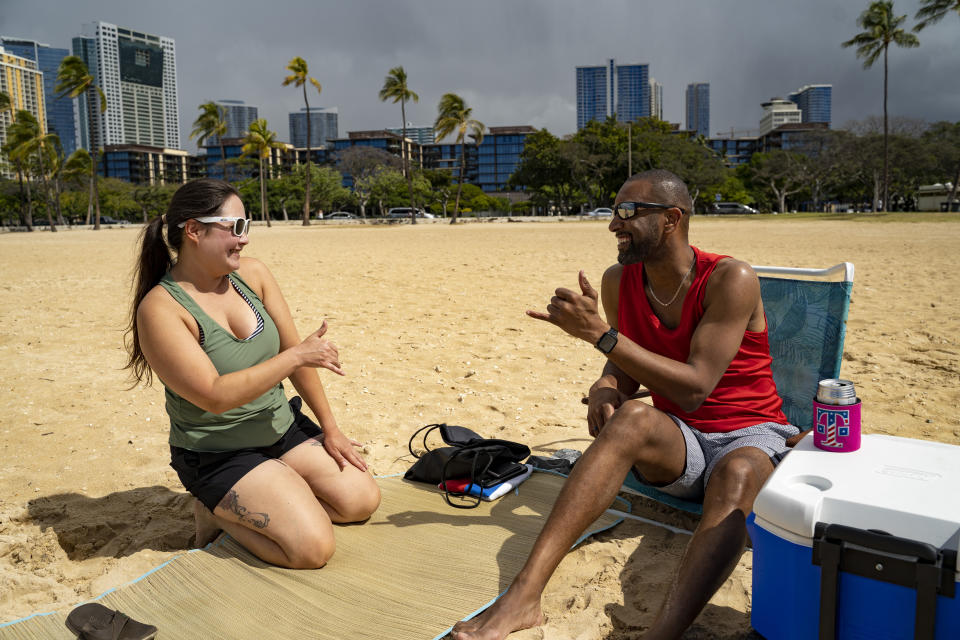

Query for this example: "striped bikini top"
[197,277,265,347]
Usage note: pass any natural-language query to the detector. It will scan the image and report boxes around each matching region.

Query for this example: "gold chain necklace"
[647,259,696,306]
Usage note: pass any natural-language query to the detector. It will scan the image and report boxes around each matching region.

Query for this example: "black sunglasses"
[613,201,687,220]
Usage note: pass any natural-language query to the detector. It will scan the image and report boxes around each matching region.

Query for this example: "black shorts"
[169,397,323,512]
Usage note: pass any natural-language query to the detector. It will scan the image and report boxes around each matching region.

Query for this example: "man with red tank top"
[451,170,798,640]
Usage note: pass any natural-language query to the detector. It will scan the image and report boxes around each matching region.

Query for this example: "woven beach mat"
[1,472,623,640]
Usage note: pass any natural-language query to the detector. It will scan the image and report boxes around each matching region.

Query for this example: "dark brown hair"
[124,178,240,385]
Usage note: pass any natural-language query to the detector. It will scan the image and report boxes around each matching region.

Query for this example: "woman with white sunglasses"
[125,178,379,568]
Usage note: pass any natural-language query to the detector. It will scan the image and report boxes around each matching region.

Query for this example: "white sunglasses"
[179,216,250,237]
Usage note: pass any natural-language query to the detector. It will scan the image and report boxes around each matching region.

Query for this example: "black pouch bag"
[404,423,531,508]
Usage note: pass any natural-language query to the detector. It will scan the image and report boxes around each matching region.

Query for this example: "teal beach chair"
[621,262,856,514]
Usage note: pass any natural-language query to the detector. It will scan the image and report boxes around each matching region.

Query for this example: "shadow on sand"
[26,485,195,561]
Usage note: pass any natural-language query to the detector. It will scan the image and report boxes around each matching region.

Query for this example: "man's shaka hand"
[527,271,609,343]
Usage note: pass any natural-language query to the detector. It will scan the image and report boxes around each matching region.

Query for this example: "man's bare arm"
[528,260,760,413]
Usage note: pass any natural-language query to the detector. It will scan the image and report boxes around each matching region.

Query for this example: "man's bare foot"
[193,499,222,547]
[450,586,543,640]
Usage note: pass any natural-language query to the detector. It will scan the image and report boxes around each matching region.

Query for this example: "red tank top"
[617,246,788,433]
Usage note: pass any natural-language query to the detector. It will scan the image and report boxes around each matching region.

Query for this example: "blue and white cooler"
[747,434,960,639]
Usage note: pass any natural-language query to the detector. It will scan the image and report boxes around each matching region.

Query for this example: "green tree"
[1,106,29,228]
[508,129,576,214]
[241,118,282,226]
[434,93,484,224]
[282,57,322,226]
[923,121,960,207]
[914,0,960,29]
[337,146,401,217]
[843,1,920,212]
[56,55,106,229]
[379,66,420,224]
[746,150,811,213]
[63,148,94,223]
[3,110,43,229]
[422,168,453,216]
[190,101,228,181]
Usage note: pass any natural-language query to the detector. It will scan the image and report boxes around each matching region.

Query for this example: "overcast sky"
[2,0,957,152]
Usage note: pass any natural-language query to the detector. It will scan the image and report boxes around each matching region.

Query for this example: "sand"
[1,216,958,638]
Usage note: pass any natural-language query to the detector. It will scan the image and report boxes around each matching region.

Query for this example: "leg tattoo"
[217,490,270,529]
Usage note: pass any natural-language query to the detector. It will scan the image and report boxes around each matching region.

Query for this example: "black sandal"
[64,603,157,640]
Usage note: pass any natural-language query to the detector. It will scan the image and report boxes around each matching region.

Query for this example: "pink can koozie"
[813,378,861,452]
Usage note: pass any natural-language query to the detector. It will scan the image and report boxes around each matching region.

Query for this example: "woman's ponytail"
[124,215,172,385]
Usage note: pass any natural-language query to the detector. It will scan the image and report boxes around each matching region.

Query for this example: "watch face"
[597,330,618,353]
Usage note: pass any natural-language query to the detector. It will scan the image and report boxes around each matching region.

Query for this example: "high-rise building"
[576,64,609,130]
[288,107,338,149]
[616,63,650,124]
[211,99,258,143]
[685,83,710,137]
[759,97,802,136]
[386,126,435,145]
[0,37,78,157]
[576,59,651,130]
[72,21,180,152]
[649,77,663,121]
[475,125,535,193]
[788,84,832,127]
[0,46,46,178]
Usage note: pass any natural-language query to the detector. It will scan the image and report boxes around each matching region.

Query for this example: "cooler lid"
[753,434,960,550]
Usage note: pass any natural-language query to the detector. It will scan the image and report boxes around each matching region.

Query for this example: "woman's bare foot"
[450,585,543,640]
[193,499,222,547]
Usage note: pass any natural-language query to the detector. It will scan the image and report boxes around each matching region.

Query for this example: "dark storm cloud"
[2,0,957,150]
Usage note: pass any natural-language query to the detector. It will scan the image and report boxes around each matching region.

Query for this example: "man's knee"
[600,400,671,449]
[706,451,772,510]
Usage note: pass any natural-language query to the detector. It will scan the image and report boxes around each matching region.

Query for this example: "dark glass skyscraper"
[576,59,651,130]
[289,107,338,148]
[685,83,710,137]
[616,64,650,124]
[0,37,78,156]
[788,85,832,127]
[211,99,258,143]
[576,65,609,130]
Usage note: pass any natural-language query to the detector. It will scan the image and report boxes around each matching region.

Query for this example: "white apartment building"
[73,21,180,151]
[758,97,802,136]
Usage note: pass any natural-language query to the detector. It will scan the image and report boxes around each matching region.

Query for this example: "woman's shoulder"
[138,281,186,322]
[234,257,276,296]
[235,256,270,283]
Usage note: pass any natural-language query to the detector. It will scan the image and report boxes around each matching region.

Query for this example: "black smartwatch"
[594,327,618,354]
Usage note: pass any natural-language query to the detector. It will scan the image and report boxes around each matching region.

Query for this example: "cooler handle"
[813,522,957,640]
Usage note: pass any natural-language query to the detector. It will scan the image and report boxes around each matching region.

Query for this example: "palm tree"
[241,118,282,227]
[63,149,94,224]
[190,102,229,181]
[0,91,27,226]
[56,55,106,229]
[379,66,420,224]
[914,0,960,30]
[843,1,919,212]
[433,93,484,224]
[23,127,63,232]
[282,57,322,226]
[3,111,40,229]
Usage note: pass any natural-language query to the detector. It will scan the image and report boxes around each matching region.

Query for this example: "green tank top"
[158,272,293,451]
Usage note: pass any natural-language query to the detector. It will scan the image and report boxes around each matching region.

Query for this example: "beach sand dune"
[1,218,957,637]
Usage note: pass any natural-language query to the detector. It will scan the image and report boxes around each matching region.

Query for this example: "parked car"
[386,207,433,219]
[709,202,758,215]
[98,215,126,225]
[326,211,358,220]
[586,207,613,218]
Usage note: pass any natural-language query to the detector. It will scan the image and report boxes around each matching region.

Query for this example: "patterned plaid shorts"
[635,418,799,502]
